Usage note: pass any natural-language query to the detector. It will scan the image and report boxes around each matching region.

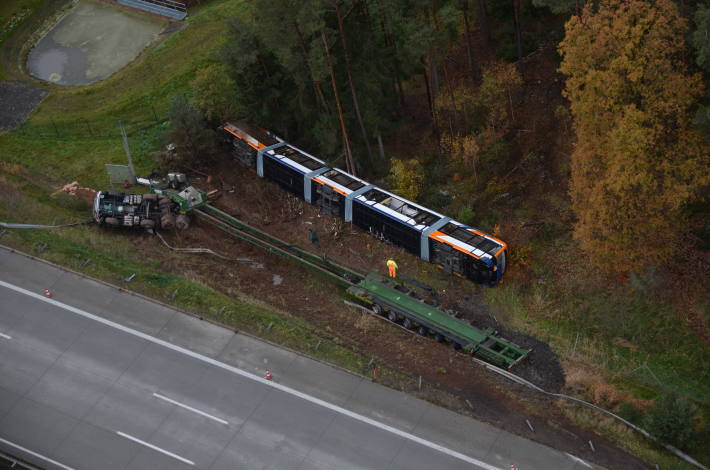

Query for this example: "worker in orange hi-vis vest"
[386,259,398,278]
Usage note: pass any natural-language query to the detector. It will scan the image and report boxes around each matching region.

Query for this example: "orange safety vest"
[386,259,398,277]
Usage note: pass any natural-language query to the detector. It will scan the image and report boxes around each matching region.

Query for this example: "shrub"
[617,402,643,425]
[644,393,699,451]
[458,207,476,226]
[162,95,217,169]
[389,159,424,201]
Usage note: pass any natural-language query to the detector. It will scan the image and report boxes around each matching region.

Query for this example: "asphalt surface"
[27,0,163,85]
[0,246,603,470]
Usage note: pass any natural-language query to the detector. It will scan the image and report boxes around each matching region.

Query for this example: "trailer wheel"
[372,304,383,315]
[139,219,155,229]
[104,217,119,226]
[161,213,176,230]
[417,326,428,336]
[142,193,158,201]
[175,214,190,230]
[402,317,413,329]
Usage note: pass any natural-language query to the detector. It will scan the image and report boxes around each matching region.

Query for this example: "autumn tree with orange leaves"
[558,0,709,273]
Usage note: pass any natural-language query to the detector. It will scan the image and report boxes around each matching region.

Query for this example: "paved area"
[27,0,164,85]
[0,247,602,470]
[0,81,47,133]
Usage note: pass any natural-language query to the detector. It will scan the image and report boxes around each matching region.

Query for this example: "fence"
[15,106,166,141]
[117,0,187,20]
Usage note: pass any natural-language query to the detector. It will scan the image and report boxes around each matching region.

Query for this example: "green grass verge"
[486,280,710,403]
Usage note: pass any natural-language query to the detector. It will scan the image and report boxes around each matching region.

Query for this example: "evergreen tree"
[164,95,216,167]
[532,0,578,14]
[691,5,710,71]
[220,17,295,134]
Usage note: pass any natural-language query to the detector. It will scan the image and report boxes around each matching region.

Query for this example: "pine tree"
[532,0,577,14]
[165,95,216,167]
[559,0,710,272]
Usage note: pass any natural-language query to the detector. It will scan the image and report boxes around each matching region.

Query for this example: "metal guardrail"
[116,0,187,20]
[141,0,186,12]
[195,206,361,288]
[0,449,42,470]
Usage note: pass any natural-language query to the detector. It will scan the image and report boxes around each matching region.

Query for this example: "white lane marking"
[0,437,77,470]
[153,392,229,425]
[0,280,499,470]
[116,431,194,466]
[566,452,593,468]
[0,332,11,340]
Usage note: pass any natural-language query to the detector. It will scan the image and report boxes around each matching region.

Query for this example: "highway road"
[0,247,602,470]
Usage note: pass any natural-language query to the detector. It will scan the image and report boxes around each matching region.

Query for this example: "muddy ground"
[139,158,651,470]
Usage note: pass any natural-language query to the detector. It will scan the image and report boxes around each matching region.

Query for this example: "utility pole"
[118,120,136,183]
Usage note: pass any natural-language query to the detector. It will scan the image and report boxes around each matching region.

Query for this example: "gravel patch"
[0,81,48,133]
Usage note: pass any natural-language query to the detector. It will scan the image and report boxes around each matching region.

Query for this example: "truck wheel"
[139,219,155,229]
[435,333,446,343]
[372,304,383,315]
[142,193,158,201]
[175,214,190,230]
[160,213,175,230]
[387,311,398,323]
[417,326,428,336]
[104,217,119,226]
[402,317,413,329]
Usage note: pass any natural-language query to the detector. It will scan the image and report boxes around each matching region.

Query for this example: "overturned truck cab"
[92,190,188,230]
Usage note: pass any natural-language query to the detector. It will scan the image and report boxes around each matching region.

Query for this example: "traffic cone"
[44,289,52,298]
[264,369,273,381]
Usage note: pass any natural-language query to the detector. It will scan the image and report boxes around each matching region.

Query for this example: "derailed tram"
[218,122,508,285]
